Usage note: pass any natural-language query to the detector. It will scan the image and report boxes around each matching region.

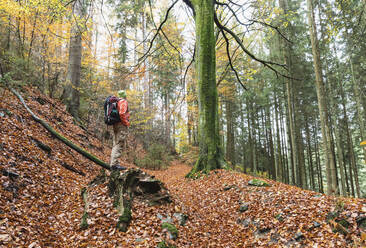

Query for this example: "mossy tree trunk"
[187,0,225,177]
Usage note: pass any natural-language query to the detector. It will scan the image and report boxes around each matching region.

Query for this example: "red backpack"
[119,99,130,127]
[104,96,130,126]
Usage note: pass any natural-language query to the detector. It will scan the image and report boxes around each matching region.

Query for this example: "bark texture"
[187,0,225,177]
[306,0,337,195]
[61,0,85,121]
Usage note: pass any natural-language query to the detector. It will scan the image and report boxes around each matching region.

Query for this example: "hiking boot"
[111,164,127,171]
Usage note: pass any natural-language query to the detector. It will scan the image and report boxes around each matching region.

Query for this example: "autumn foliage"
[0,87,365,247]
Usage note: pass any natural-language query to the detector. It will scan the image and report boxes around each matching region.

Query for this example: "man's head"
[118,90,127,99]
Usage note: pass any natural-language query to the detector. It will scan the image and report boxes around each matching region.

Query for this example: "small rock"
[157,213,164,220]
[135,237,145,242]
[294,232,304,241]
[1,169,20,179]
[275,213,284,222]
[162,216,173,224]
[258,227,271,234]
[313,221,321,228]
[248,179,270,187]
[239,203,249,212]
[356,216,366,229]
[223,185,232,191]
[173,213,188,226]
[254,227,271,239]
[223,184,237,191]
[237,218,251,227]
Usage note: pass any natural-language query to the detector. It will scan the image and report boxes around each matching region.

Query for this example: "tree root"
[110,168,171,232]
[81,168,171,232]
[9,87,111,170]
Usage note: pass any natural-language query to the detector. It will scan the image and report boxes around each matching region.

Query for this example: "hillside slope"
[0,87,365,247]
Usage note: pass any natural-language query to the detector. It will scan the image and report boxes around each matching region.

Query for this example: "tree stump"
[108,168,171,232]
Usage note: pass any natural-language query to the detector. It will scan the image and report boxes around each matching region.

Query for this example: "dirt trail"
[1,87,365,247]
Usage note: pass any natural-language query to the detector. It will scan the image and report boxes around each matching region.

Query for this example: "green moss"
[116,203,132,232]
[161,223,178,239]
[157,241,176,248]
[337,218,350,228]
[80,187,87,197]
[119,206,132,223]
[248,179,271,187]
[80,212,88,230]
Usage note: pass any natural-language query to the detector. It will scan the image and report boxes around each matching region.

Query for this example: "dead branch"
[138,0,180,64]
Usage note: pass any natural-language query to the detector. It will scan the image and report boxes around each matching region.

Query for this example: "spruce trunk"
[306,0,337,195]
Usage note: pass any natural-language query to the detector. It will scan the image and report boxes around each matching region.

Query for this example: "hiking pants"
[110,123,128,166]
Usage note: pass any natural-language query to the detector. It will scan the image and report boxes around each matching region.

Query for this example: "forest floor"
[0,87,365,248]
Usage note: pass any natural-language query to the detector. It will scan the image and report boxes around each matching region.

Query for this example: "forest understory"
[1,88,365,247]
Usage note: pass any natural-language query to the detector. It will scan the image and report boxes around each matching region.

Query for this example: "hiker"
[104,90,130,170]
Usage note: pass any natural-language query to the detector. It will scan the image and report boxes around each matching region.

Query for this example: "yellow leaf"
[361,140,366,146]
[361,231,366,242]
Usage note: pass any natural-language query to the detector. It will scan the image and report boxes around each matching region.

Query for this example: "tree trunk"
[246,97,253,173]
[279,0,299,187]
[350,59,366,161]
[61,0,84,122]
[279,93,289,184]
[251,100,257,174]
[187,0,225,176]
[225,99,235,167]
[304,118,315,191]
[313,124,324,193]
[274,91,283,182]
[306,0,337,195]
[339,75,361,197]
[266,104,276,180]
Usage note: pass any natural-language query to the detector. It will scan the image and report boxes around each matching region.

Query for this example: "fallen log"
[9,87,111,170]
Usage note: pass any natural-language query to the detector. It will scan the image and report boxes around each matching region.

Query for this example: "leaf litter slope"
[0,87,365,247]
[151,164,366,247]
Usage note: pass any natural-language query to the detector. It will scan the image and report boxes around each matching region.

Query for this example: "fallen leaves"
[1,87,365,247]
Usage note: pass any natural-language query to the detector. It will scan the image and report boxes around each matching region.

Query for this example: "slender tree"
[306,0,337,195]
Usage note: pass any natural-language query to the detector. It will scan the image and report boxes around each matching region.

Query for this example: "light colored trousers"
[110,123,128,166]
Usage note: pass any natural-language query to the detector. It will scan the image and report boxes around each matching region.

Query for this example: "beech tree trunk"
[187,0,225,176]
[61,0,85,122]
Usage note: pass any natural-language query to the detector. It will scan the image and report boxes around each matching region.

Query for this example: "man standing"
[109,90,130,170]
